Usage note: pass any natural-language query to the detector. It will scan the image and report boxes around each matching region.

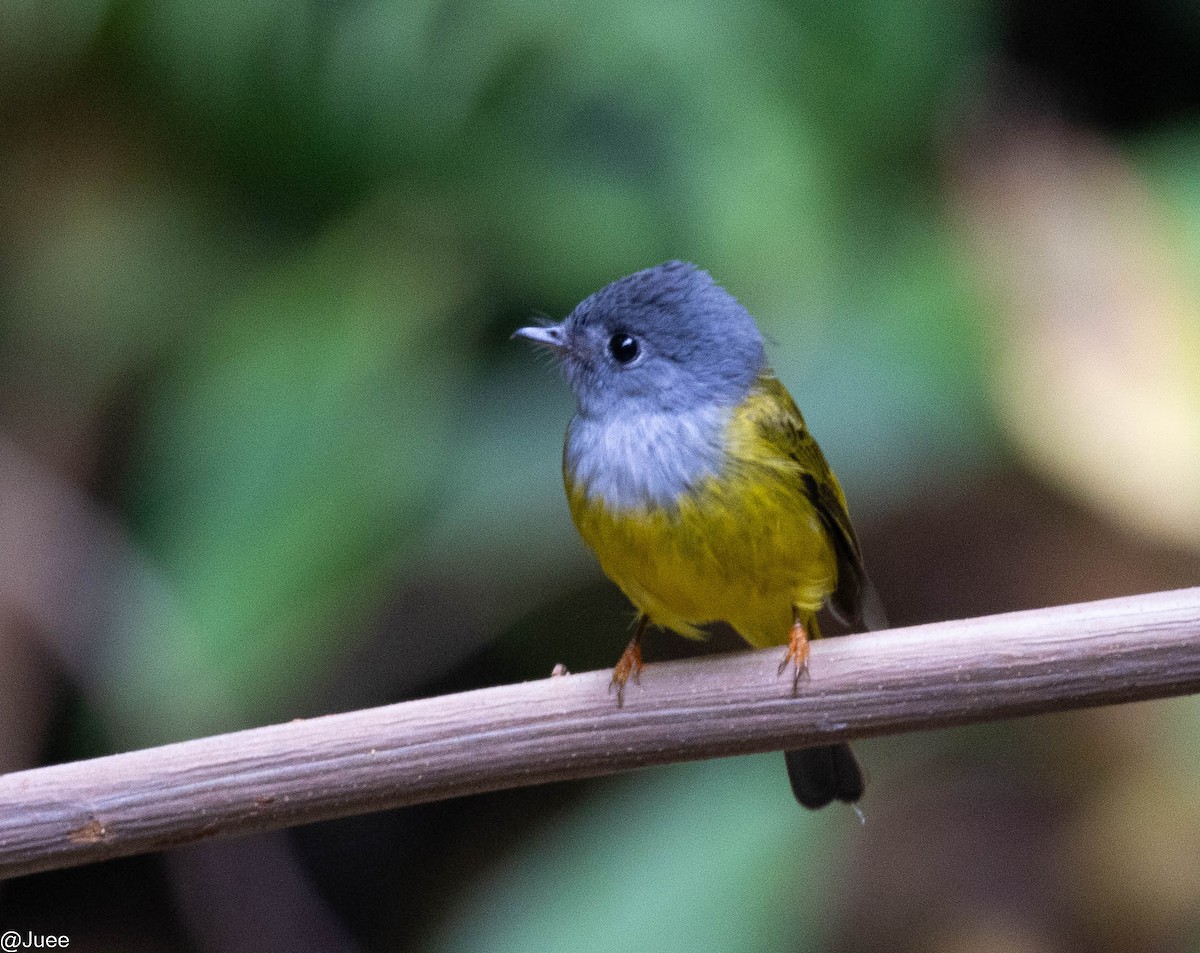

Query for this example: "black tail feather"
[784,744,865,810]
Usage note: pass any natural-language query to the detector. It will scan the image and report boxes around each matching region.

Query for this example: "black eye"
[608,333,640,364]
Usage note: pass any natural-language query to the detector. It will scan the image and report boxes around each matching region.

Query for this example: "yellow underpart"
[565,382,838,649]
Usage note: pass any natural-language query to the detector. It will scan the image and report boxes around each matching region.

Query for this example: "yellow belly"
[566,462,837,649]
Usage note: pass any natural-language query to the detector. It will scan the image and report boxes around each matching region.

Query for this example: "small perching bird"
[515,261,885,809]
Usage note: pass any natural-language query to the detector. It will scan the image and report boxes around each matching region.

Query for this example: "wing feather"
[746,375,887,632]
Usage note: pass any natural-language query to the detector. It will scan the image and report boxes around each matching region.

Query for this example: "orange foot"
[609,615,648,707]
[777,613,810,694]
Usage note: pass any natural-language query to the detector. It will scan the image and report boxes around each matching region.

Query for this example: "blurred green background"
[2,0,1200,950]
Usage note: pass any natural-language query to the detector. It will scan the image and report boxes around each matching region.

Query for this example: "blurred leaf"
[0,0,112,96]
[423,756,852,953]
[456,0,841,299]
[132,0,319,119]
[783,0,994,184]
[117,202,472,739]
[759,200,995,506]
[1138,122,1200,265]
[0,122,252,409]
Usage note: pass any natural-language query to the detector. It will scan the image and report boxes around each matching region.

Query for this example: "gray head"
[514,261,767,419]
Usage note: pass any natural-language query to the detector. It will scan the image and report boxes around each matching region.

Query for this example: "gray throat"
[564,403,731,510]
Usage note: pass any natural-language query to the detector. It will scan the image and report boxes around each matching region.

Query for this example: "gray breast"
[564,404,731,510]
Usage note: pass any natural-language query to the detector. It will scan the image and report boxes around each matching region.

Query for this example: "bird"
[514,260,886,809]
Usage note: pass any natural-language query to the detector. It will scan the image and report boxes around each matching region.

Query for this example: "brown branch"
[3,586,1200,880]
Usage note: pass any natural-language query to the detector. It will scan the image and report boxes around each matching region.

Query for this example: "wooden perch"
[2,586,1200,880]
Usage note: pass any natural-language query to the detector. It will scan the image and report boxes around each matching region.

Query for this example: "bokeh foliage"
[2,0,1200,949]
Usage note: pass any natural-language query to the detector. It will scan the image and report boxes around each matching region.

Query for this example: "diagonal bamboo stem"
[2,586,1200,880]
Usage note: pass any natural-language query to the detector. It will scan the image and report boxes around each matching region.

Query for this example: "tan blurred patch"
[953,117,1200,551]
[1058,769,1200,949]
[928,914,1054,953]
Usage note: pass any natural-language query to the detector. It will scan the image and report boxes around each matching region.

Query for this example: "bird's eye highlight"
[608,334,640,365]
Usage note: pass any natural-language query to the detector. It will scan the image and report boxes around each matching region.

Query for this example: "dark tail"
[789,568,885,809]
[784,744,865,810]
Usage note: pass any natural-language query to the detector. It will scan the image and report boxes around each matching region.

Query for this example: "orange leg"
[777,606,811,693]
[609,614,649,707]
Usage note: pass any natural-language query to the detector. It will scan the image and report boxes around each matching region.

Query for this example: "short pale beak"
[512,324,567,351]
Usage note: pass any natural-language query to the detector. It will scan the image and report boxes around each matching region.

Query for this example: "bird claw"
[609,640,643,708]
[778,619,811,695]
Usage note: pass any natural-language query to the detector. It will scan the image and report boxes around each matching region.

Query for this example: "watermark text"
[1,932,70,950]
